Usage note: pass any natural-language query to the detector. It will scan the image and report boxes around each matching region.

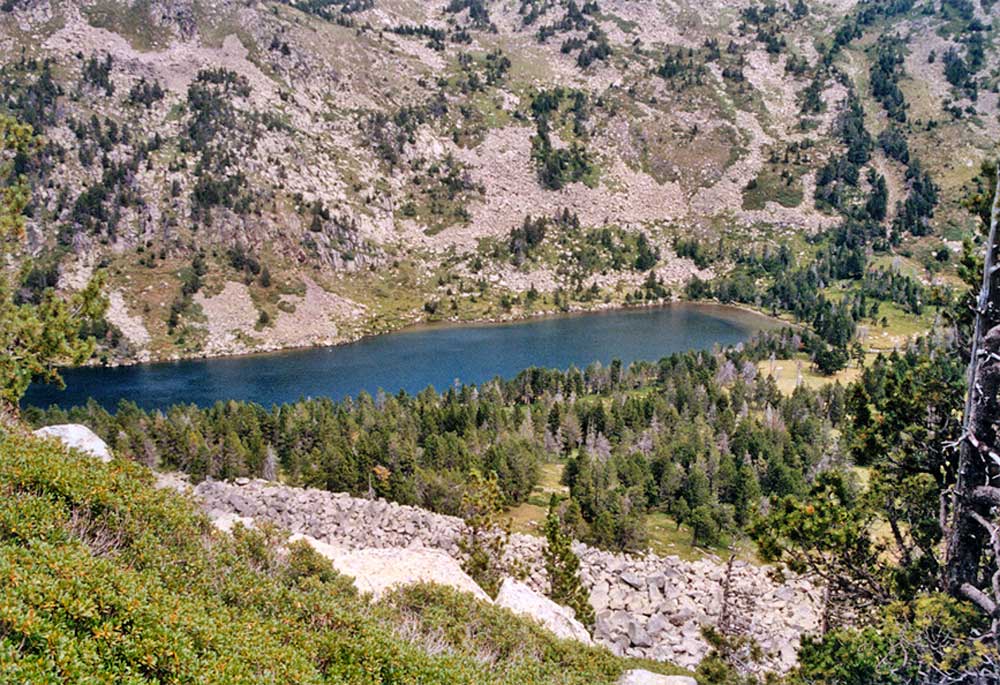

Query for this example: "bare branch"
[960,582,998,617]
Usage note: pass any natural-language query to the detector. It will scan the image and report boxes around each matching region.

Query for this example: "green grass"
[510,462,568,535]
[597,12,639,34]
[742,167,804,210]
[510,463,762,564]
[0,425,691,683]
[758,352,866,395]
[82,0,173,50]
[645,512,757,564]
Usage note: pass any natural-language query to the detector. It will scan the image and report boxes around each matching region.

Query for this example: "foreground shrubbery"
[0,427,687,684]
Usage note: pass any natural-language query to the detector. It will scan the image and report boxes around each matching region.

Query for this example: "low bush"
[0,427,688,683]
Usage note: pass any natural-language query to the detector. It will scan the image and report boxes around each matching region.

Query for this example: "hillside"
[4,0,997,363]
[0,422,695,683]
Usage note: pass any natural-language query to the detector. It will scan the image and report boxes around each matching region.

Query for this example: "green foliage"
[284,0,372,21]
[543,495,594,631]
[446,0,492,29]
[528,88,597,190]
[752,168,997,683]
[688,504,723,547]
[533,0,609,69]
[0,427,690,683]
[1,115,107,407]
[753,471,891,625]
[869,34,907,122]
[81,53,114,96]
[687,235,865,370]
[382,583,690,683]
[695,626,765,685]
[1,56,62,133]
[845,340,965,596]
[790,595,993,685]
[458,469,514,598]
[361,100,444,167]
[182,69,257,224]
[400,154,483,234]
[28,340,844,560]
[128,77,164,108]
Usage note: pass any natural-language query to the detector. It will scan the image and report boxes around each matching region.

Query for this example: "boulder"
[647,612,669,637]
[627,620,653,648]
[33,424,112,462]
[495,578,593,645]
[617,670,697,685]
[620,571,644,589]
[291,535,491,602]
[212,513,255,533]
[154,471,192,494]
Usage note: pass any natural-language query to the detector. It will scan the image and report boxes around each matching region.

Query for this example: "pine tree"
[543,494,594,631]
[0,115,106,409]
[457,470,511,598]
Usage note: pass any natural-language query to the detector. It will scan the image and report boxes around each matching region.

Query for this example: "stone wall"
[194,478,820,671]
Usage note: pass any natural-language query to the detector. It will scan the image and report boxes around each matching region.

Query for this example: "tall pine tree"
[543,494,594,631]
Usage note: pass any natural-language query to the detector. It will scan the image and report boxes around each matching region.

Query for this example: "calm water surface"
[22,304,776,411]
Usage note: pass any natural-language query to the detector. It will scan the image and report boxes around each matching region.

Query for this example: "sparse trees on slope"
[0,114,106,409]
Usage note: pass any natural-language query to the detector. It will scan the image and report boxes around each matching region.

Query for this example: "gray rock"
[627,620,653,648]
[34,424,112,462]
[669,607,694,627]
[495,578,593,644]
[212,513,255,533]
[647,612,668,636]
[293,535,491,602]
[590,579,610,606]
[620,571,644,589]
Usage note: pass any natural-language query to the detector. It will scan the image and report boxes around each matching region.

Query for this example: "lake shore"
[27,303,778,411]
[90,297,790,370]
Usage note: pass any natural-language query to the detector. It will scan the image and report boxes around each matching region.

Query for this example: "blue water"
[21,304,773,411]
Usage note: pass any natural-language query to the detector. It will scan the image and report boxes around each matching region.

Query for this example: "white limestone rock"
[34,424,112,462]
[494,577,593,645]
[212,513,256,533]
[290,534,491,602]
[191,478,823,672]
[617,670,697,685]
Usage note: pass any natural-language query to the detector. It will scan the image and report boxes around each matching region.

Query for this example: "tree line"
[26,334,843,554]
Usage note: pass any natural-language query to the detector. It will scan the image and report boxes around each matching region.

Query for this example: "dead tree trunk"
[947,167,1000,632]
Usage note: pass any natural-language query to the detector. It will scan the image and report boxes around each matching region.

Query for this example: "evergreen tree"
[0,115,106,408]
[543,495,594,631]
[458,470,512,598]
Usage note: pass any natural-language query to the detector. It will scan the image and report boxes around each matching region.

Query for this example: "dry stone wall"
[194,478,821,671]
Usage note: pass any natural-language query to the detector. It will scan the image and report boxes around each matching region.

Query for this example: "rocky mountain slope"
[3,0,997,362]
[191,476,820,672]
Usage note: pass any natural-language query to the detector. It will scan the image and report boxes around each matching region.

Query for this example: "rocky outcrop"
[495,578,593,644]
[291,534,492,602]
[193,478,821,671]
[212,512,255,533]
[33,424,112,462]
[618,670,697,685]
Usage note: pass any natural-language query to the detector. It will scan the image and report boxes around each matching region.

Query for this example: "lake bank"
[25,302,780,412]
[96,297,787,368]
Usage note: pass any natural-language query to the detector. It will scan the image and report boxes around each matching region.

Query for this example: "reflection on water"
[22,304,775,411]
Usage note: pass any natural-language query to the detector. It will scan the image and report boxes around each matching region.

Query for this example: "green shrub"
[0,427,689,684]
